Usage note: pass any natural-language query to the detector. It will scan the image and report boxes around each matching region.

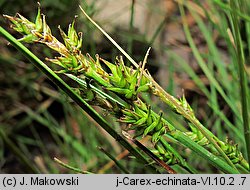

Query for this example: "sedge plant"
[0,3,249,173]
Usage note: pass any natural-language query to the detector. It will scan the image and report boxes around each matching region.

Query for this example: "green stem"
[149,16,167,46]
[0,26,158,173]
[127,0,135,58]
[54,157,92,174]
[230,0,250,170]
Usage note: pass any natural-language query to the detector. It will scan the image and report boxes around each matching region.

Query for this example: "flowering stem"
[79,5,238,171]
[0,26,159,173]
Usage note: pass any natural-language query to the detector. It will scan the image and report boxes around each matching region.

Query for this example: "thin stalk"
[127,0,135,58]
[54,157,92,174]
[79,6,139,68]
[99,147,130,174]
[190,10,230,95]
[241,0,250,62]
[230,0,250,170]
[179,2,240,121]
[149,16,167,46]
[0,26,158,173]
[79,6,239,171]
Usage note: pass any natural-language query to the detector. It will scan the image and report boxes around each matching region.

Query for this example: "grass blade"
[178,3,239,170]
[171,130,239,174]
